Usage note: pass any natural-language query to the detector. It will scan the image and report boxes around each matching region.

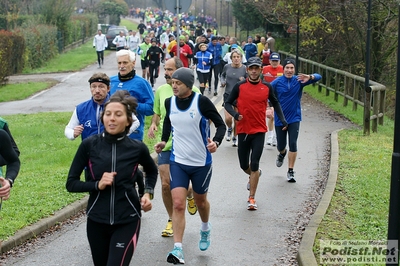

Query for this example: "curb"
[0,197,87,254]
[297,129,342,266]
[0,152,159,254]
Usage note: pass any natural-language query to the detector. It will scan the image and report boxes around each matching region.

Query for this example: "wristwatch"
[144,188,154,200]
[214,141,220,148]
[309,74,314,80]
[7,178,14,188]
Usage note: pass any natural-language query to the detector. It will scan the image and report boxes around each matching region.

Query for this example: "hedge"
[0,30,25,83]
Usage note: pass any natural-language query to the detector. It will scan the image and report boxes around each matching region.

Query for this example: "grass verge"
[22,41,111,74]
[304,86,393,265]
[0,113,157,241]
[0,82,57,103]
[0,112,83,240]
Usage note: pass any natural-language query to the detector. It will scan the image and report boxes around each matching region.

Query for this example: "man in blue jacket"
[243,36,258,61]
[110,49,154,141]
[206,36,222,96]
[270,58,322,183]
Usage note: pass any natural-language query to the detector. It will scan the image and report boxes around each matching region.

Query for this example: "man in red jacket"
[169,35,193,68]
[224,57,287,211]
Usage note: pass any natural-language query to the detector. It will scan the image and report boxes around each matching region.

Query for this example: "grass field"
[303,86,394,265]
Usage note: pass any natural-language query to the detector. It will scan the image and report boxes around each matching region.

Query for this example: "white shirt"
[127,35,140,51]
[93,34,108,51]
[223,52,247,64]
[112,36,127,48]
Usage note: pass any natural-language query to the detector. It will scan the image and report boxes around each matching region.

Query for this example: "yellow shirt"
[257,42,266,57]
[167,40,177,53]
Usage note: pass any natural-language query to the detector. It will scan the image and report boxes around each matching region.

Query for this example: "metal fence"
[279,51,387,134]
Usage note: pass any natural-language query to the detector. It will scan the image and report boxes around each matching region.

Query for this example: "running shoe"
[272,136,277,147]
[187,197,197,215]
[161,219,173,237]
[276,150,287,167]
[214,91,218,96]
[167,246,185,264]
[247,197,258,210]
[226,128,232,141]
[232,136,237,147]
[199,224,211,251]
[247,169,262,191]
[287,171,296,183]
[266,135,273,146]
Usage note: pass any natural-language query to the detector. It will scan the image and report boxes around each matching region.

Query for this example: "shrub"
[14,25,58,69]
[0,30,25,82]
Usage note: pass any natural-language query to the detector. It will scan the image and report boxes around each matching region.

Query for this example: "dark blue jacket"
[207,42,222,65]
[76,95,109,140]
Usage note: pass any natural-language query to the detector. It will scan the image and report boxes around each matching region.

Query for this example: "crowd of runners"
[82,5,323,265]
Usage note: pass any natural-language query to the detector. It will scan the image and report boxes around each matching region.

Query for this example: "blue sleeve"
[136,80,155,116]
[302,73,322,87]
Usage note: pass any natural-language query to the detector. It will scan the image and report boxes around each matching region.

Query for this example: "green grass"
[120,19,138,31]
[0,113,156,241]
[0,112,83,239]
[22,42,111,74]
[304,86,394,265]
[0,82,57,102]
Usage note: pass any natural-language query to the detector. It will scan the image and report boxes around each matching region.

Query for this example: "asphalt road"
[1,52,352,265]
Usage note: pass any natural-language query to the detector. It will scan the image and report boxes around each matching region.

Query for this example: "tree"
[97,0,128,25]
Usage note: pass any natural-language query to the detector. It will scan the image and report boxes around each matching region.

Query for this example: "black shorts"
[141,60,148,69]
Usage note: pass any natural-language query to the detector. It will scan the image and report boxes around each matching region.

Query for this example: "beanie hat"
[282,58,296,68]
[171,68,194,89]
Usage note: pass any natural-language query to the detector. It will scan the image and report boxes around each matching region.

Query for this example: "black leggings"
[208,63,221,91]
[96,51,104,65]
[149,64,160,85]
[87,218,141,266]
[275,122,300,152]
[237,132,265,172]
[197,71,209,94]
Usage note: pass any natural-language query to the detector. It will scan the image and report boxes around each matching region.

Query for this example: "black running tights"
[87,218,141,266]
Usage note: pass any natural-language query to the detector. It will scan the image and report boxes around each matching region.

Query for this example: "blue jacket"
[195,50,213,72]
[110,74,154,141]
[76,95,109,140]
[243,43,258,60]
[271,74,322,126]
[207,42,222,65]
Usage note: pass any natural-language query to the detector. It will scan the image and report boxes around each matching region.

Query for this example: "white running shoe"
[266,135,273,146]
[272,136,277,146]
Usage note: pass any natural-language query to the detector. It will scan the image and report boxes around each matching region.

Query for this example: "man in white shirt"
[127,30,140,54]
[112,31,127,51]
[93,30,108,68]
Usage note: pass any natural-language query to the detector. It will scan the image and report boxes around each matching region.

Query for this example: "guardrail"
[279,51,386,133]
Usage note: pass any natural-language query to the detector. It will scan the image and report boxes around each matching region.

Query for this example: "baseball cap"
[151,37,157,43]
[270,52,280,61]
[231,44,238,49]
[247,57,262,67]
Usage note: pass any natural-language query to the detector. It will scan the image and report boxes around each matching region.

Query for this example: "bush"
[64,14,98,46]
[0,30,25,82]
[14,25,58,69]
